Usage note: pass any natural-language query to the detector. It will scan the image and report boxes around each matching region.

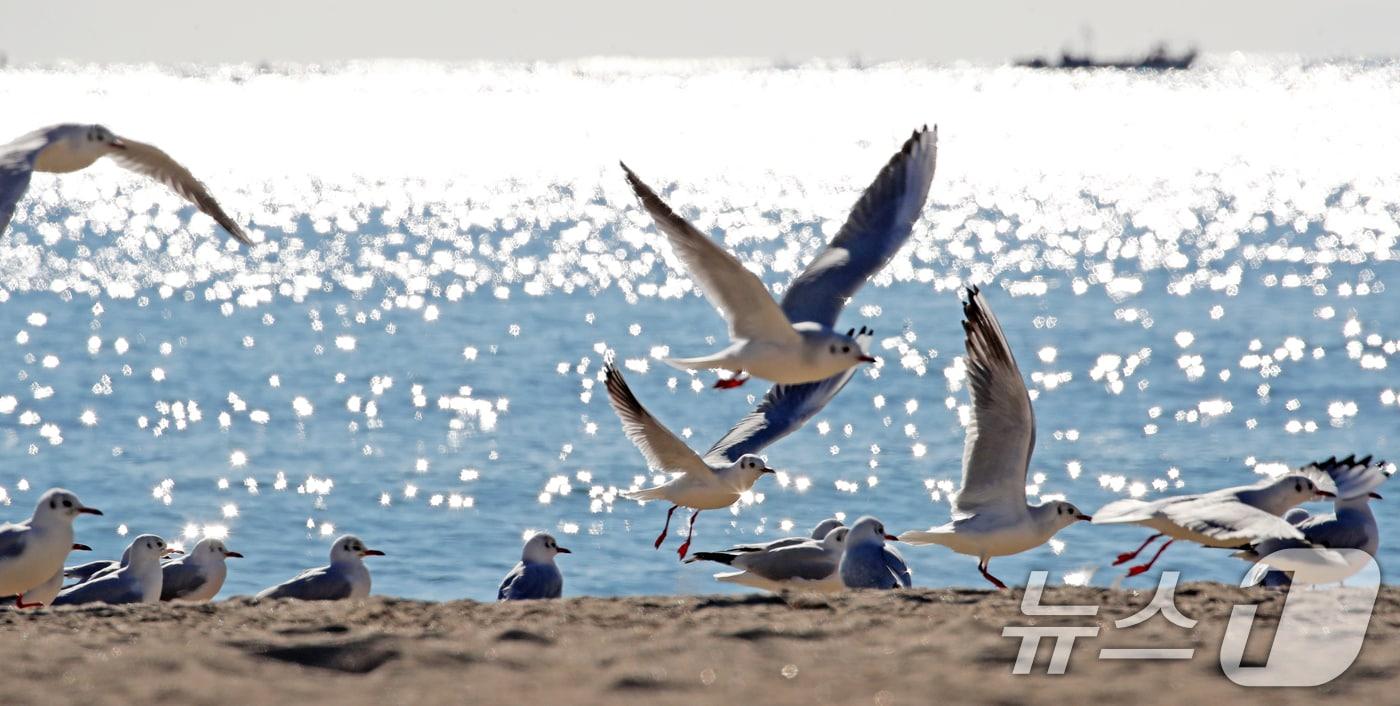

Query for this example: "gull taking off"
[498,533,571,601]
[620,125,937,388]
[605,363,776,559]
[1,124,251,245]
[161,538,244,602]
[256,535,383,601]
[1093,465,1335,577]
[687,526,850,593]
[0,488,103,608]
[899,288,1090,589]
[53,535,177,606]
[1236,455,1391,586]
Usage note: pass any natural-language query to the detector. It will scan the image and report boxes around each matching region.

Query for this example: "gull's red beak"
[859,355,877,363]
[361,549,385,557]
[883,533,899,541]
[556,547,572,554]
[1370,492,1384,500]
[72,543,92,551]
[1316,490,1336,498]
[224,551,245,558]
[109,138,128,150]
[78,507,103,515]
[1076,513,1093,521]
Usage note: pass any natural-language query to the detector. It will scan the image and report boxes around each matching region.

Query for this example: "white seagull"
[840,517,907,590]
[0,543,91,608]
[1,123,251,245]
[621,125,937,389]
[1236,455,1391,586]
[605,363,776,559]
[0,488,103,608]
[686,526,850,593]
[722,518,845,554]
[899,288,1091,589]
[53,534,177,606]
[1093,467,1335,577]
[497,532,571,601]
[160,538,244,602]
[255,535,384,601]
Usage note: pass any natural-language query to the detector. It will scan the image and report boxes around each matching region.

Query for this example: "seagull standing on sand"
[0,488,103,608]
[687,526,850,593]
[255,535,384,601]
[898,288,1091,589]
[1236,456,1391,586]
[63,547,126,586]
[840,517,906,589]
[497,533,571,601]
[1093,467,1335,577]
[53,534,177,606]
[0,544,91,608]
[1,124,251,244]
[161,538,244,602]
[620,125,937,389]
[605,363,776,559]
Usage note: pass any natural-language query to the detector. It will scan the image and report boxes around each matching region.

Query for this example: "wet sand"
[2,584,1397,705]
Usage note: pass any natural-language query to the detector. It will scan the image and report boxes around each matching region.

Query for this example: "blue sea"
[0,57,1396,600]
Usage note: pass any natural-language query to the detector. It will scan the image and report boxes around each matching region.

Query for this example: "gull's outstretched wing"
[779,126,937,327]
[951,287,1036,516]
[703,328,873,465]
[0,128,54,234]
[109,138,251,245]
[604,364,712,476]
[621,163,796,344]
[1163,499,1305,544]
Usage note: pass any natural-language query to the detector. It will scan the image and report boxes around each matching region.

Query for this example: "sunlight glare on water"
[0,57,1397,599]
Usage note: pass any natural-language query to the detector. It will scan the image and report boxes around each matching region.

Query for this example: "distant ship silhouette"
[1018,44,1196,71]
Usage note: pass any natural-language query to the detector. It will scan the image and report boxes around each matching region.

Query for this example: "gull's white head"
[810,518,845,540]
[847,516,896,547]
[81,124,126,151]
[330,535,384,564]
[802,325,877,372]
[822,526,851,550]
[522,532,571,562]
[1264,474,1335,509]
[128,534,177,566]
[1035,500,1093,531]
[189,538,244,563]
[32,488,102,526]
[730,454,776,485]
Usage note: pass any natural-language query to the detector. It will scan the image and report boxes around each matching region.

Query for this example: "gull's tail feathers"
[662,352,734,374]
[622,486,670,502]
[686,552,737,566]
[896,528,956,547]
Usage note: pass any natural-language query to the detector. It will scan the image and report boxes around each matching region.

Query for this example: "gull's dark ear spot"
[50,499,57,510]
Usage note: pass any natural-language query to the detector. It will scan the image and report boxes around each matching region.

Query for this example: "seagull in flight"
[898,288,1091,589]
[1093,465,1335,577]
[620,125,936,389]
[605,363,776,559]
[1,123,251,245]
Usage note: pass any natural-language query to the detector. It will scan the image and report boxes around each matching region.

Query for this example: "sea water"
[0,57,1396,599]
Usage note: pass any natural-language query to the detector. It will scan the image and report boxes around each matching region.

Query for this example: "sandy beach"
[2,584,1396,705]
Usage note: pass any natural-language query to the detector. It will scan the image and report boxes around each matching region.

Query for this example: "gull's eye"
[829,345,836,354]
[62,499,73,508]
[1295,482,1302,492]
[842,346,850,353]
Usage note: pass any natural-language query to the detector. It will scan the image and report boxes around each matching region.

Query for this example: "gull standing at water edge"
[161,538,244,602]
[0,124,251,245]
[1092,467,1334,577]
[498,533,570,601]
[899,288,1091,589]
[0,488,103,608]
[605,363,777,559]
[53,535,177,606]
[620,125,937,389]
[255,535,384,601]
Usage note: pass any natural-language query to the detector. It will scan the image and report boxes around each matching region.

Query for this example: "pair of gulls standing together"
[605,125,1390,591]
[604,125,1089,589]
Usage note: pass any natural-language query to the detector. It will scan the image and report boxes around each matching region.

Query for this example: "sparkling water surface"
[0,57,1396,600]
